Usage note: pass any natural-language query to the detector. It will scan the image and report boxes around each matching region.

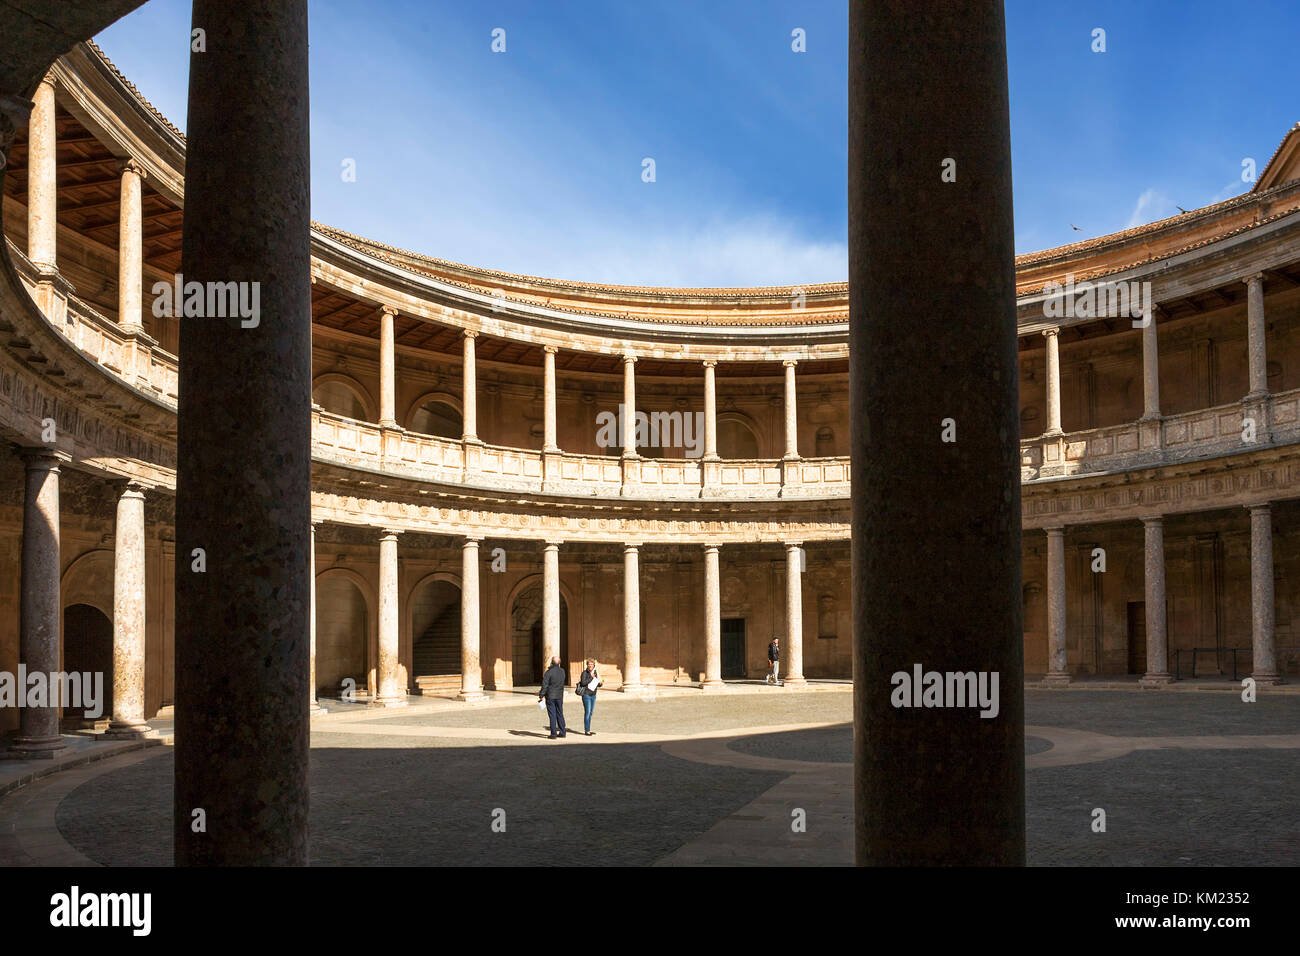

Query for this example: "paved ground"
[2,687,1297,866]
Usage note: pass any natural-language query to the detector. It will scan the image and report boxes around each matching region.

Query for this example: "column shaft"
[374,531,405,705]
[309,522,321,713]
[459,538,486,700]
[784,543,806,685]
[622,356,637,457]
[1045,527,1069,684]
[117,161,145,330]
[10,451,66,756]
[543,346,558,452]
[462,331,478,441]
[1141,311,1161,419]
[783,360,799,458]
[850,0,1025,865]
[542,543,561,670]
[1140,517,1171,686]
[702,545,723,690]
[107,482,151,737]
[174,0,312,865]
[621,545,642,691]
[1245,274,1267,399]
[703,361,718,458]
[379,307,397,427]
[1250,504,1280,683]
[27,78,57,269]
[1043,328,1061,435]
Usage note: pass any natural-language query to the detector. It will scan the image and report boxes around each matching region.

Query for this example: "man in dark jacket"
[767,638,780,685]
[539,656,567,738]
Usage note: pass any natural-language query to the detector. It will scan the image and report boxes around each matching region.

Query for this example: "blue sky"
[93,0,1300,286]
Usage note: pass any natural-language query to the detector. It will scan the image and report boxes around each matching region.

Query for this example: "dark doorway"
[721,617,746,679]
[62,603,112,725]
[512,584,569,685]
[1127,602,1146,675]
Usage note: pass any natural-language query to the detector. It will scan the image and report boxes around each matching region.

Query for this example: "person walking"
[577,658,601,735]
[767,637,781,685]
[539,655,567,738]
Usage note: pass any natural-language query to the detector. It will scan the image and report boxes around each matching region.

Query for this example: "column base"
[8,736,66,758]
[1250,672,1283,686]
[1243,391,1269,403]
[368,696,409,709]
[103,721,152,740]
[1041,673,1072,687]
[1138,672,1173,688]
[700,679,727,693]
[309,702,326,717]
[456,689,489,703]
[782,677,808,688]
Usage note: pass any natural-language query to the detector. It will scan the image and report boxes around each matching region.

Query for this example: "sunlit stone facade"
[1,44,1299,736]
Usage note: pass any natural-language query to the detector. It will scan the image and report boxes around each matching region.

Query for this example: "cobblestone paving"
[39,688,1300,866]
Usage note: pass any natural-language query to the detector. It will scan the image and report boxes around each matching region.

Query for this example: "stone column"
[620,544,643,692]
[1042,328,1062,436]
[702,361,718,459]
[309,521,323,715]
[1244,273,1267,400]
[458,537,487,701]
[851,1,1024,865]
[9,450,67,757]
[1044,527,1069,685]
[784,542,807,687]
[1140,306,1161,420]
[106,480,151,738]
[116,159,146,331]
[1249,504,1281,684]
[174,0,312,866]
[701,545,724,691]
[373,530,406,706]
[378,306,398,427]
[542,541,561,670]
[783,360,799,458]
[462,331,479,442]
[1139,516,1171,686]
[542,345,559,452]
[26,76,57,271]
[622,355,637,457]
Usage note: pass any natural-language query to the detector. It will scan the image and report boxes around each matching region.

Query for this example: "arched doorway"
[410,578,461,678]
[315,574,369,698]
[62,603,112,725]
[312,375,374,421]
[510,583,568,685]
[717,415,760,458]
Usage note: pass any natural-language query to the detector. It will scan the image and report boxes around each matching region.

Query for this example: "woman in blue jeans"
[577,658,601,735]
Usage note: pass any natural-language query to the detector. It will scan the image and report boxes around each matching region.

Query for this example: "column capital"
[1041,327,1059,339]
[543,539,563,550]
[702,543,720,555]
[379,528,402,540]
[463,329,478,340]
[379,304,398,317]
[622,353,637,366]
[17,446,69,468]
[108,477,150,499]
[1247,502,1272,515]
[702,359,717,369]
[785,540,805,551]
[310,517,323,529]
[1243,272,1265,287]
[782,358,798,368]
[1138,514,1164,526]
[623,542,642,552]
[463,535,483,546]
[117,156,148,180]
[1043,525,1065,536]
[543,344,558,355]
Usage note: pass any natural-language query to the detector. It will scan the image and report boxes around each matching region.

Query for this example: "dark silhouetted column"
[850,0,1025,865]
[174,0,312,865]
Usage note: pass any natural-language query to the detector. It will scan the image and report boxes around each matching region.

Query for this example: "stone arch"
[506,573,573,685]
[405,390,463,439]
[315,566,373,699]
[312,372,376,422]
[61,547,114,620]
[716,410,761,459]
[408,571,462,678]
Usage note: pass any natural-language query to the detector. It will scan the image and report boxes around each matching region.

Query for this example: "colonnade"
[1037,272,1272,436]
[311,527,811,705]
[1041,504,1282,685]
